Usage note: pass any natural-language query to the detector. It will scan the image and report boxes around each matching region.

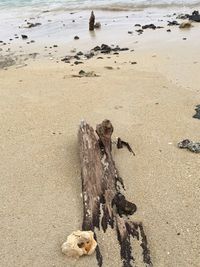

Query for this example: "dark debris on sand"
[61,44,129,64]
[193,104,200,119]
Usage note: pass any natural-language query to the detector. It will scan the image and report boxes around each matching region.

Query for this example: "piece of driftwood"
[89,11,95,31]
[78,120,152,267]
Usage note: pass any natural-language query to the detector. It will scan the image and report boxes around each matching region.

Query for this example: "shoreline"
[0,7,199,56]
[1,9,200,91]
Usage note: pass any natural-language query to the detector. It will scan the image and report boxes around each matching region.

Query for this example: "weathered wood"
[89,11,95,31]
[78,120,152,267]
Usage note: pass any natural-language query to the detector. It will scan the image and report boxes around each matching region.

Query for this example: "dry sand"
[0,26,200,267]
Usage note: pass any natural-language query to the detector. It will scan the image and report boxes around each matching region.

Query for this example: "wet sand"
[0,9,200,267]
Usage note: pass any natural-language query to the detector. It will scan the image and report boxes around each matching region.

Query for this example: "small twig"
[116,137,135,156]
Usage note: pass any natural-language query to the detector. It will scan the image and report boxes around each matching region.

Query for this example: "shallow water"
[1,0,200,11]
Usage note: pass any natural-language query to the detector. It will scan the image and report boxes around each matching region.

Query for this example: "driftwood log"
[78,120,152,267]
[89,11,95,31]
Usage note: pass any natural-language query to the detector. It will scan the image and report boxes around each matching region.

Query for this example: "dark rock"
[79,70,85,75]
[72,20,75,23]
[61,55,73,62]
[136,29,143,34]
[93,45,101,51]
[119,47,129,51]
[26,22,41,28]
[0,41,3,43]
[21,34,28,39]
[84,52,94,59]
[135,24,141,27]
[53,45,58,47]
[112,46,121,52]
[182,38,187,40]
[128,31,133,34]
[178,139,200,153]
[101,44,112,53]
[142,24,157,30]
[167,20,180,26]
[74,61,83,65]
[167,29,171,32]
[97,57,103,59]
[131,61,137,64]
[113,52,119,55]
[77,51,83,56]
[74,55,81,60]
[74,35,79,40]
[193,104,200,119]
[176,14,189,19]
[189,10,200,22]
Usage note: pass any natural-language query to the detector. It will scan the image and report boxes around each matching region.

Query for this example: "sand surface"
[1,15,200,267]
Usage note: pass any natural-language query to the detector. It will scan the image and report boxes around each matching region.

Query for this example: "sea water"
[0,0,200,11]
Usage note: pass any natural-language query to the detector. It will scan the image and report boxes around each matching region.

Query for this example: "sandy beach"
[1,6,200,267]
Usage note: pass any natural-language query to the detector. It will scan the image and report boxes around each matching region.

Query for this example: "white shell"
[61,230,97,258]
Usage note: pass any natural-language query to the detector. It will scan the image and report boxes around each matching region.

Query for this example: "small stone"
[179,21,192,28]
[104,66,113,70]
[93,46,101,51]
[21,34,28,39]
[74,55,81,60]
[74,36,79,40]
[94,22,101,29]
[77,51,83,56]
[136,29,143,34]
[74,61,83,65]
[142,24,157,30]
[167,20,179,26]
